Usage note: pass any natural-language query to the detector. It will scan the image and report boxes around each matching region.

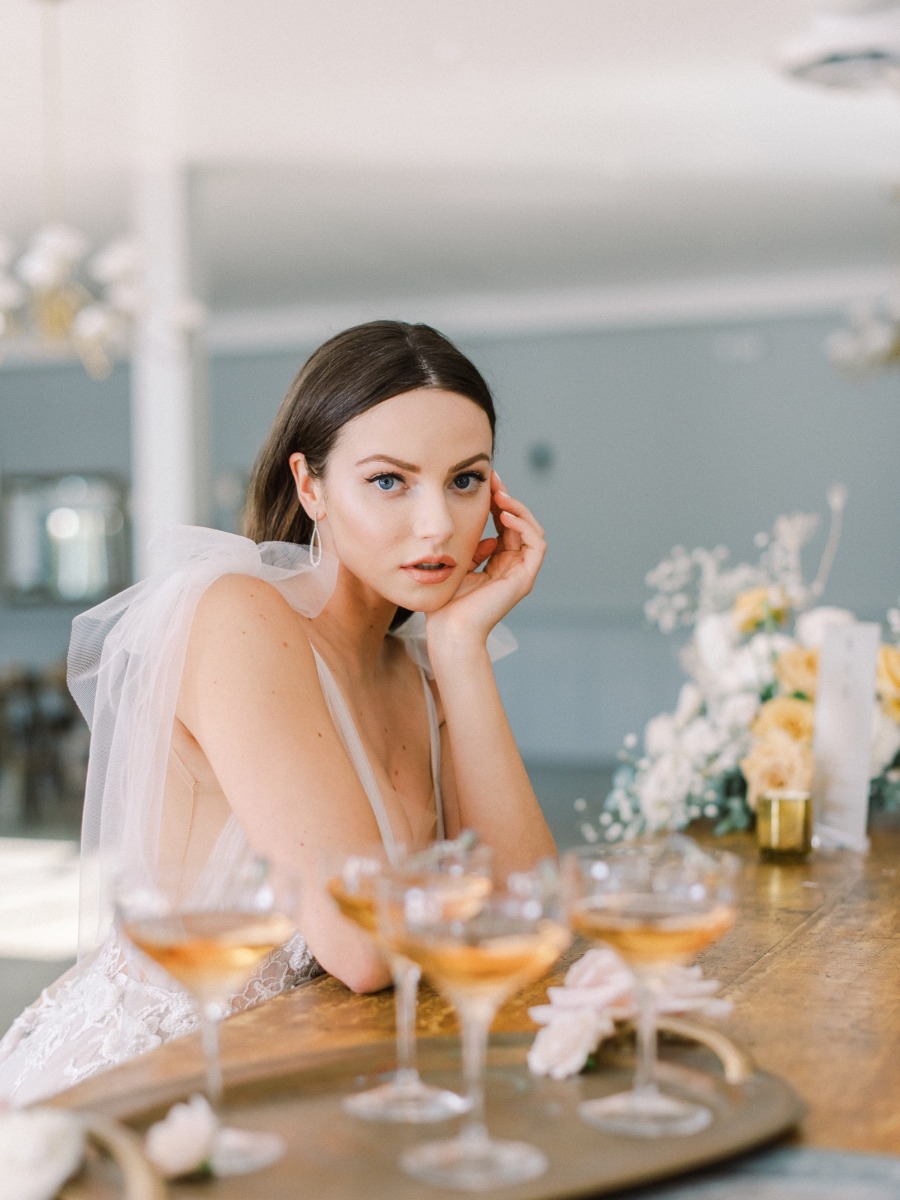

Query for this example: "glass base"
[210,1126,286,1175]
[401,1134,548,1190]
[342,1076,470,1123]
[579,1087,712,1138]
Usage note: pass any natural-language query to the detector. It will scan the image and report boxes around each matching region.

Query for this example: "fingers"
[491,471,546,555]
[471,536,498,568]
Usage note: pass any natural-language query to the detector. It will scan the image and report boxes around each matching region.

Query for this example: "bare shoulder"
[182,572,319,705]
[192,573,311,647]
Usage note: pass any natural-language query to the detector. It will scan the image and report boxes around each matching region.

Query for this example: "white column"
[129,162,209,579]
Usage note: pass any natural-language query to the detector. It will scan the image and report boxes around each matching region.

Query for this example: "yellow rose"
[732,586,790,634]
[751,695,815,745]
[877,644,900,723]
[740,728,815,812]
[774,646,819,699]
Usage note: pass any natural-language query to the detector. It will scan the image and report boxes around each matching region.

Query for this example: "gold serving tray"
[77,1021,803,1200]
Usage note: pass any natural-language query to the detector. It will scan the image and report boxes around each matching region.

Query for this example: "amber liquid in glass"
[396,919,570,1004]
[328,872,491,935]
[570,896,735,967]
[327,878,377,933]
[125,911,294,1004]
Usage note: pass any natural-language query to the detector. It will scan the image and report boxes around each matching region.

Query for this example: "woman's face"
[301,388,493,612]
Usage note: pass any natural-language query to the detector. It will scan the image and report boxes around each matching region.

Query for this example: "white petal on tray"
[0,1108,85,1200]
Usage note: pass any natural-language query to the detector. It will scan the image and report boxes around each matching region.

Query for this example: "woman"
[0,320,555,1105]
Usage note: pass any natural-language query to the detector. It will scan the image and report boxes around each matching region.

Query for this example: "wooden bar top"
[52,816,900,1156]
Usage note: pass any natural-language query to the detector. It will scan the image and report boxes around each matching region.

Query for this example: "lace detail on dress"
[230,934,324,1013]
[0,933,196,1108]
[0,930,321,1108]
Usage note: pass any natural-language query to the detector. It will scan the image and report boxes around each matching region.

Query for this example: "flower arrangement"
[580,488,900,842]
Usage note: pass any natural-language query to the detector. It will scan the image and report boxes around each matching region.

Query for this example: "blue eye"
[452,471,486,493]
[369,473,401,492]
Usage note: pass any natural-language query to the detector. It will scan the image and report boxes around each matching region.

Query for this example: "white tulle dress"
[0,527,517,1108]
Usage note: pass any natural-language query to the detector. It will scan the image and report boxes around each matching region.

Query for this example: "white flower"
[713,691,760,732]
[543,946,635,1011]
[694,613,738,682]
[645,712,677,757]
[527,948,729,1079]
[527,1008,615,1080]
[636,747,698,829]
[725,632,793,693]
[0,1108,85,1200]
[795,606,855,650]
[681,717,722,762]
[144,1094,217,1179]
[673,682,703,727]
[871,707,900,777]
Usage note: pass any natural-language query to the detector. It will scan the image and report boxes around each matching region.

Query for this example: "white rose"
[795,607,856,650]
[540,947,635,1012]
[145,1094,217,1179]
[527,1008,614,1080]
[713,692,760,732]
[871,706,900,777]
[681,717,722,762]
[720,632,792,694]
[0,1108,85,1200]
[694,613,738,686]
[645,712,677,757]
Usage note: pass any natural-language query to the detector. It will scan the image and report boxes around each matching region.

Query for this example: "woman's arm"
[425,475,556,874]
[176,574,391,993]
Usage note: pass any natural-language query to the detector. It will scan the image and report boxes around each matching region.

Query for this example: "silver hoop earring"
[310,516,322,568]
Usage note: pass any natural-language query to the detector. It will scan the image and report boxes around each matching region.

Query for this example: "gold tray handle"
[656,1016,756,1084]
[61,1113,167,1200]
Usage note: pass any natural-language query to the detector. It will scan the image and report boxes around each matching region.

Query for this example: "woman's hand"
[426,471,545,651]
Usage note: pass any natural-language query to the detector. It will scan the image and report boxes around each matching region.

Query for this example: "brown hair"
[243,320,496,545]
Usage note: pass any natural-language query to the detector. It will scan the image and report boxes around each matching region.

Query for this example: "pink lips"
[400,555,457,585]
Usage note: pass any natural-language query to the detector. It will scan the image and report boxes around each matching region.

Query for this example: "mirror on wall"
[1,473,130,605]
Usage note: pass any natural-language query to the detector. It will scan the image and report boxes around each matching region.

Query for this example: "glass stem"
[391,956,421,1086]
[632,976,659,1096]
[200,1002,224,1109]
[457,997,496,1150]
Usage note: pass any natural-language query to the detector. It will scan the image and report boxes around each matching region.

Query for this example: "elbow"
[312,934,392,993]
[334,959,392,995]
[340,964,391,993]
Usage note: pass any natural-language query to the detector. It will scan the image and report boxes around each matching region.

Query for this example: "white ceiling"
[3,0,900,319]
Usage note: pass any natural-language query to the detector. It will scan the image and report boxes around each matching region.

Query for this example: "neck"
[307,564,402,678]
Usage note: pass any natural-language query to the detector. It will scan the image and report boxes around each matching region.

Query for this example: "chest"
[348,672,434,806]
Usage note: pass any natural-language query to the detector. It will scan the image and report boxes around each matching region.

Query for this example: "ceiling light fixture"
[778,0,900,89]
[0,0,142,379]
[779,1,900,378]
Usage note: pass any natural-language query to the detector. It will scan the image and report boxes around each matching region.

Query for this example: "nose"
[412,484,454,544]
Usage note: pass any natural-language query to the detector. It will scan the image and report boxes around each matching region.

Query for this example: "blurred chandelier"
[778,0,900,89]
[779,1,900,378]
[0,0,142,379]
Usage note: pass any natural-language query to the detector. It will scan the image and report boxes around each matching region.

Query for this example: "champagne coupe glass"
[379,861,571,1190]
[563,835,739,1138]
[325,838,491,1123]
[116,857,297,1175]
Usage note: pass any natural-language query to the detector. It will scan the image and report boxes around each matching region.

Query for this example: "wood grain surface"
[50,813,900,1159]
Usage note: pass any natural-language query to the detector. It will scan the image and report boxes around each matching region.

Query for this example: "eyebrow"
[356,453,491,473]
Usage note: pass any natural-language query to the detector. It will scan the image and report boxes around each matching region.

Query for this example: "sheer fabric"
[0,526,474,1107]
